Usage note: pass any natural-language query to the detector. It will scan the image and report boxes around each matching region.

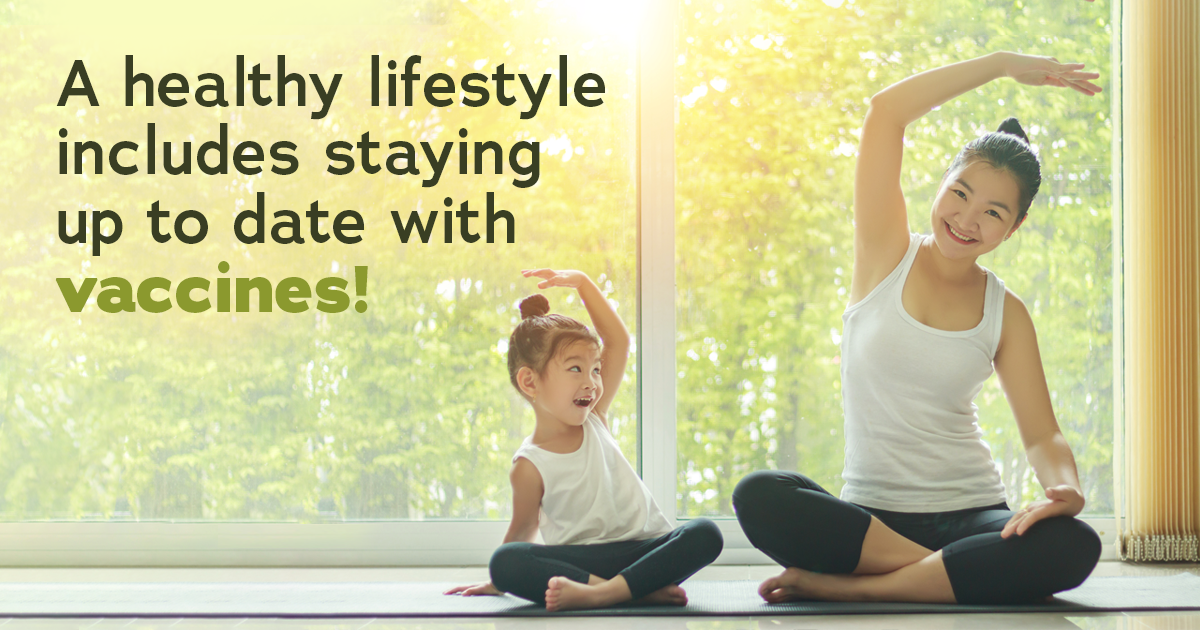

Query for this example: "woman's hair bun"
[518,294,551,319]
[997,117,1031,145]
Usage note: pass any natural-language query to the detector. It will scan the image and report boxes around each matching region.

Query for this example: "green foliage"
[0,0,1114,523]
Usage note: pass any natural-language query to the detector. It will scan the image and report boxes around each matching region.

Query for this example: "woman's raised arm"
[851,53,1099,303]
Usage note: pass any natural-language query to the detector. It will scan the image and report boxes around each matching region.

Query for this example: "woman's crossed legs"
[732,470,1101,605]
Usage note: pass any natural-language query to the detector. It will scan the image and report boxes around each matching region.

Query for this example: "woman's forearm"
[1025,431,1084,495]
[870,52,1011,128]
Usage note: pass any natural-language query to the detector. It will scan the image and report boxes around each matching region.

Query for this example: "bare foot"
[545,576,617,611]
[637,584,688,606]
[759,567,826,603]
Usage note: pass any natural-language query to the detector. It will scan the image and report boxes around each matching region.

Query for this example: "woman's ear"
[1007,215,1027,239]
[516,366,538,401]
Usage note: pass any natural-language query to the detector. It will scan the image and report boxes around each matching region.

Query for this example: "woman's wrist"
[990,51,1017,79]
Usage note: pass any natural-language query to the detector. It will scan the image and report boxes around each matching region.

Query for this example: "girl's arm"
[522,269,631,424]
[444,458,543,596]
[992,290,1086,538]
[504,457,545,543]
[851,53,1099,305]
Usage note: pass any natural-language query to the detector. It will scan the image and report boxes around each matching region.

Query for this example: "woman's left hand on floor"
[1001,486,1086,538]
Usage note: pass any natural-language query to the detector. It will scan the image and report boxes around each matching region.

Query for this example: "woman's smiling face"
[930,160,1024,259]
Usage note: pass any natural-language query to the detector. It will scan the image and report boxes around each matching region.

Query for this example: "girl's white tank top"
[839,232,1009,512]
[513,414,673,545]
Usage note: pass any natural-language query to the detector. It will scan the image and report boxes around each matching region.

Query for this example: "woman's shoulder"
[999,287,1029,319]
[847,232,925,310]
[975,262,1008,300]
[996,287,1034,354]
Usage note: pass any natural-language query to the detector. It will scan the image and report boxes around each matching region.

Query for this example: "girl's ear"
[516,366,538,400]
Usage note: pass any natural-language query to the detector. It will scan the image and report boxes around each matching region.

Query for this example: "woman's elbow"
[865,93,897,123]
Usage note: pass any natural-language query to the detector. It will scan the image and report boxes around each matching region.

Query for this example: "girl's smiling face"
[930,161,1025,259]
[530,340,603,427]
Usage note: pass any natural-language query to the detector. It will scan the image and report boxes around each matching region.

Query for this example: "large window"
[1,0,1114,561]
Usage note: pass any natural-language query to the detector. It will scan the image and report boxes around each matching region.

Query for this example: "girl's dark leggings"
[489,517,724,605]
[733,470,1102,605]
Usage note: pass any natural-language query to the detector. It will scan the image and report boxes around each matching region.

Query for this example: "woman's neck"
[923,237,985,284]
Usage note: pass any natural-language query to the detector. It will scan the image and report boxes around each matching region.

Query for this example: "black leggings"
[489,518,724,604]
[733,470,1101,604]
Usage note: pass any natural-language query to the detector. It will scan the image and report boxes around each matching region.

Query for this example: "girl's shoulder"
[512,434,545,464]
[587,411,626,448]
[586,410,609,432]
[510,453,543,483]
[515,423,591,461]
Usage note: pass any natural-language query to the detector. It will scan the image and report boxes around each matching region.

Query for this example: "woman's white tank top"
[839,232,1009,512]
[513,414,673,545]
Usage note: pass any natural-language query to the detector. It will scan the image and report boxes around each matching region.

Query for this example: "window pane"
[0,1,637,521]
[676,0,1113,516]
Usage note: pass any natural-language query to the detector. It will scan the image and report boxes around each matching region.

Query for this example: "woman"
[733,52,1104,605]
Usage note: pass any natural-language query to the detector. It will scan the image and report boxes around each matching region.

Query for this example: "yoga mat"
[0,574,1197,617]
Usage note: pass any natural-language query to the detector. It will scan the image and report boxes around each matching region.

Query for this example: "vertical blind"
[1116,0,1200,562]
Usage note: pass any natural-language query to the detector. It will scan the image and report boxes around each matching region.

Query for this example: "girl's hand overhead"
[1001,53,1102,96]
[444,581,502,596]
[1000,485,1086,539]
[521,267,629,423]
[522,268,590,290]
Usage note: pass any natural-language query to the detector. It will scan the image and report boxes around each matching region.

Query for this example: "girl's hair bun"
[997,117,1031,145]
[519,294,551,319]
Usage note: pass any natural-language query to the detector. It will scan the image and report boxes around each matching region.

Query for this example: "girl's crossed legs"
[732,470,1101,605]
[489,517,723,610]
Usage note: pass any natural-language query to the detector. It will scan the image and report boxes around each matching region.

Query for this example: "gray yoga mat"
[0,574,1197,617]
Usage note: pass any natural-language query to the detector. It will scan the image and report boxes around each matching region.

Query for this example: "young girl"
[445,268,723,611]
[732,52,1104,605]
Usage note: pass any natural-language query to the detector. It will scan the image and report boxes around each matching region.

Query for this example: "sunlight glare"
[562,0,644,43]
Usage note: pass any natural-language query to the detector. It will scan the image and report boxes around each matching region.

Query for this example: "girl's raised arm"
[851,53,1099,303]
[522,269,630,423]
